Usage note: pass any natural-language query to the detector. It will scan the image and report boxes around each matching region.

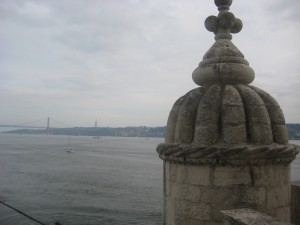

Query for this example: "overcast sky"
[0,0,299,128]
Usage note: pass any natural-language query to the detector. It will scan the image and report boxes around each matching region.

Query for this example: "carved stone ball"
[215,0,232,7]
[215,0,232,10]
[231,18,243,33]
[205,16,218,33]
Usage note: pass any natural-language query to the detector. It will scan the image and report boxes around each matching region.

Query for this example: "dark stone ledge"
[157,143,299,165]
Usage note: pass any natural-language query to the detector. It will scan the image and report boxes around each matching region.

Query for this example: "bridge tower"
[46,117,50,135]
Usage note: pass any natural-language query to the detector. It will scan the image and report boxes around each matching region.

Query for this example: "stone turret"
[157,1,299,224]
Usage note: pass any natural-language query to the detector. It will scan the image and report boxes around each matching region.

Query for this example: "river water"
[0,132,299,225]
[0,133,163,225]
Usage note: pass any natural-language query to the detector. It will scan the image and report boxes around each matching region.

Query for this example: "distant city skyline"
[1,0,299,127]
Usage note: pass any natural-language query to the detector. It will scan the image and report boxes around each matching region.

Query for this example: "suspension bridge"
[0,117,73,134]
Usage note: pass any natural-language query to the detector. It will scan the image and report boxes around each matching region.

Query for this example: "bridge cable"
[49,117,73,128]
[9,117,48,127]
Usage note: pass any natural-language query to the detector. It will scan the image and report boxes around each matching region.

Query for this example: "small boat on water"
[66,136,74,153]
[66,146,73,153]
[93,136,101,139]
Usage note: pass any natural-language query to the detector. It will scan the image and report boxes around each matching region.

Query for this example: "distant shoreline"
[2,126,165,138]
[2,124,300,140]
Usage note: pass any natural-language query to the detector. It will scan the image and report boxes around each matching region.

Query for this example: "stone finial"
[192,0,254,86]
[205,0,242,40]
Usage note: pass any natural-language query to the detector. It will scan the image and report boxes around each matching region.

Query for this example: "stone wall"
[164,161,291,225]
[291,181,300,225]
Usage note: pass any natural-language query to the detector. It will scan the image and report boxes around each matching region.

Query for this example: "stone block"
[213,166,251,186]
[236,85,264,106]
[241,186,267,207]
[203,222,224,225]
[248,124,273,144]
[173,183,202,202]
[175,124,194,144]
[222,85,244,106]
[246,106,271,124]
[187,165,211,186]
[267,106,285,124]
[175,200,210,221]
[165,180,172,197]
[272,124,288,144]
[222,105,246,125]
[273,207,290,222]
[176,163,188,184]
[165,161,176,182]
[266,185,290,208]
[200,186,242,206]
[195,104,220,124]
[253,164,290,186]
[193,124,219,145]
[175,218,203,225]
[165,197,175,225]
[223,125,247,144]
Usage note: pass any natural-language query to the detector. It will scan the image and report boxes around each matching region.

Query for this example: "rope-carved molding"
[157,143,300,165]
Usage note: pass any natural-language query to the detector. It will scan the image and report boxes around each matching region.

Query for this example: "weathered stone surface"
[291,182,300,225]
[221,208,293,225]
[165,161,176,182]
[176,163,188,184]
[222,106,246,125]
[157,143,299,165]
[272,124,289,144]
[240,186,267,207]
[165,197,175,225]
[203,222,224,225]
[161,81,296,147]
[274,207,291,222]
[200,186,242,206]
[174,218,203,225]
[175,88,202,144]
[165,96,185,144]
[266,185,290,208]
[253,164,290,186]
[187,165,211,185]
[172,183,202,202]
[193,124,219,145]
[223,125,247,144]
[175,200,210,220]
[213,166,251,186]
[165,180,172,197]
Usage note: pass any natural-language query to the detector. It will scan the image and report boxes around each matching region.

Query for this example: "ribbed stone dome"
[157,0,299,164]
[164,84,288,145]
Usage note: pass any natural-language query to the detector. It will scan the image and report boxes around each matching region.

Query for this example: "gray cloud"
[0,0,299,127]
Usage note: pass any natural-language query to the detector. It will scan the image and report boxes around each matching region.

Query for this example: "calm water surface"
[0,132,299,225]
[0,133,163,225]
[290,140,300,182]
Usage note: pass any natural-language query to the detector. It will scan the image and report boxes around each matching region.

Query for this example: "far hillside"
[287,124,300,140]
[3,124,300,140]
